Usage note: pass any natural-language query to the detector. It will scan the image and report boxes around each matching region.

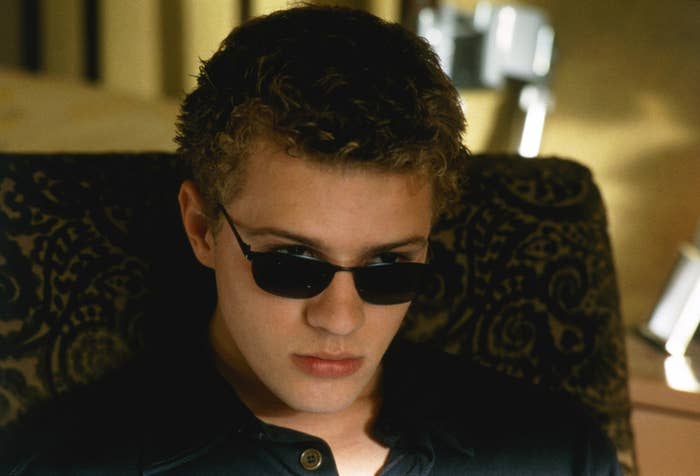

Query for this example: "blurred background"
[0,0,699,333]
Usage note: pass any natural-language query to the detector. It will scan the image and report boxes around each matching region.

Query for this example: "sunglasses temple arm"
[217,203,252,257]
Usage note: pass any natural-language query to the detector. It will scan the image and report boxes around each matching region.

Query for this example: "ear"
[178,180,215,269]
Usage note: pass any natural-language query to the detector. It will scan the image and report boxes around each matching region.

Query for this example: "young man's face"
[180,142,433,415]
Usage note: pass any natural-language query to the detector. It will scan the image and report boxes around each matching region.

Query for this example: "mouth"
[291,354,364,378]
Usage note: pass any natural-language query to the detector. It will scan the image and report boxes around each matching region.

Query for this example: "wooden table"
[627,333,700,475]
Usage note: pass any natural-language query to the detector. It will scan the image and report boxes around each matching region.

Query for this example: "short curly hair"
[175,4,467,226]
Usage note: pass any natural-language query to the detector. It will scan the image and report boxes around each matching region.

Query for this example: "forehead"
[227,144,433,250]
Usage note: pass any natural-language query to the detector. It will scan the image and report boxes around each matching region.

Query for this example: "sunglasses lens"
[251,253,333,299]
[355,262,427,305]
[250,252,427,305]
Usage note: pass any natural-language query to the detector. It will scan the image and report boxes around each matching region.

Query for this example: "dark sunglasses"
[217,204,428,305]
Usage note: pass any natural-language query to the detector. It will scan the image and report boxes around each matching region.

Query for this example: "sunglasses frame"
[216,203,429,304]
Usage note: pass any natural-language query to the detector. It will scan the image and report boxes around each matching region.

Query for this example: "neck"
[263,389,383,443]
[212,347,383,441]
[209,316,391,474]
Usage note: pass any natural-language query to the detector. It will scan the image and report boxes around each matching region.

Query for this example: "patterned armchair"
[0,152,635,474]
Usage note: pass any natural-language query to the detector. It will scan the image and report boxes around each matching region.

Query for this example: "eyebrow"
[242,226,429,256]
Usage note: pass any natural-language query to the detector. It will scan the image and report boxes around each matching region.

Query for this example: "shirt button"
[299,448,323,471]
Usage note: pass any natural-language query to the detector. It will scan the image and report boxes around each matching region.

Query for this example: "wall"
[0,0,21,67]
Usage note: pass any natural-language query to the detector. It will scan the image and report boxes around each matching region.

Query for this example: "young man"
[174,5,459,474]
[4,5,621,475]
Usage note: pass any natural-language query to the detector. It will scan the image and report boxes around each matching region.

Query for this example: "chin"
[275,379,369,414]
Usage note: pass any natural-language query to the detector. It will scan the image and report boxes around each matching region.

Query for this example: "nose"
[304,270,365,335]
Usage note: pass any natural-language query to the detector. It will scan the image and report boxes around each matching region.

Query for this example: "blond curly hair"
[175,5,468,226]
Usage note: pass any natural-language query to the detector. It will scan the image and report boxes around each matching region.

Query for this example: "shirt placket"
[247,421,341,475]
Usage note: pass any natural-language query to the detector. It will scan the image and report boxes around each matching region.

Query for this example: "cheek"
[363,303,410,345]
[213,254,308,353]
[213,237,268,317]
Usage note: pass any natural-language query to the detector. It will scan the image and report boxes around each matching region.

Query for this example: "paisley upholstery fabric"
[405,156,634,473]
[0,153,634,474]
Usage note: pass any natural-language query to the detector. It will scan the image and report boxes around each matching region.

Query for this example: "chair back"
[0,152,634,473]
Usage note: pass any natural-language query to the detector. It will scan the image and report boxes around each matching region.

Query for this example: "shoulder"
[1,361,146,475]
[0,350,232,475]
[383,340,622,475]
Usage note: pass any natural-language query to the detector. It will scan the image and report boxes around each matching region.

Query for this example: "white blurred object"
[418,2,555,88]
[417,2,555,157]
[477,2,554,88]
[518,84,554,157]
[417,5,483,86]
[417,7,458,78]
[664,354,700,393]
[642,243,700,356]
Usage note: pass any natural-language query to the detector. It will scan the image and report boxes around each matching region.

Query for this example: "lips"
[291,354,364,378]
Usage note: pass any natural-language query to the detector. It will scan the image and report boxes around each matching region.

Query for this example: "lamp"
[640,223,700,357]
[417,2,555,157]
